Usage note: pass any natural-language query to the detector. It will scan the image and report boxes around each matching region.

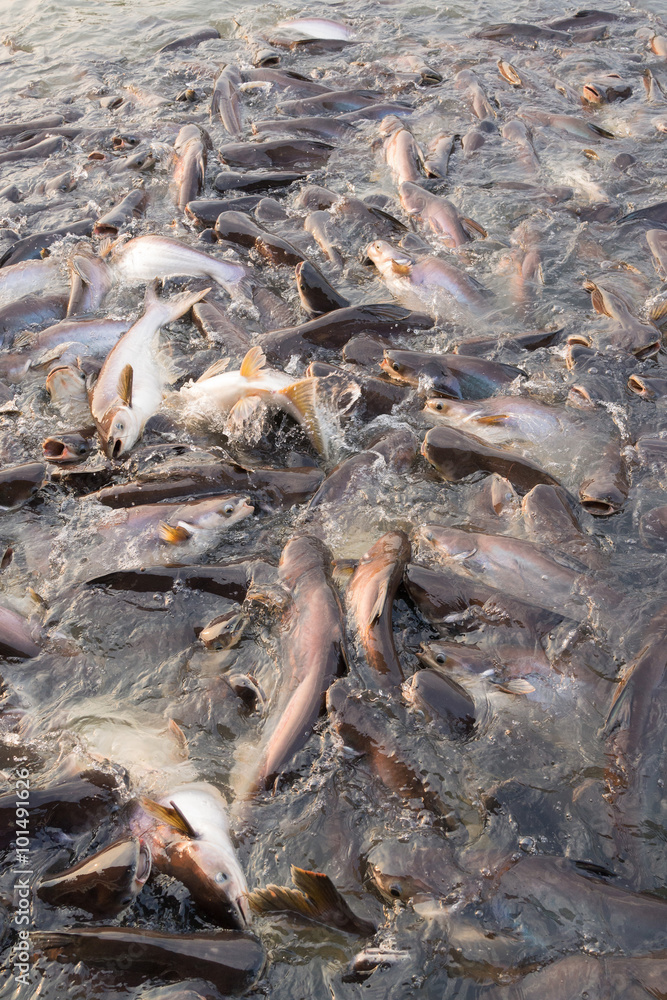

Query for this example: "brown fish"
[346,531,411,688]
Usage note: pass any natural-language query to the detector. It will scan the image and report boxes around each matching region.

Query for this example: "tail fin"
[278,377,325,455]
[144,281,213,325]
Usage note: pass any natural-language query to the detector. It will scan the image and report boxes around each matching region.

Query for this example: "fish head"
[42,432,93,464]
[379,350,419,385]
[161,496,255,542]
[364,240,412,277]
[141,784,250,928]
[166,836,251,929]
[418,525,477,562]
[101,405,142,459]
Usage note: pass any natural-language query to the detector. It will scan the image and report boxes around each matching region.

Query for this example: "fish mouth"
[110,438,124,460]
[42,439,74,463]
[135,840,152,886]
[579,497,620,517]
[627,375,652,398]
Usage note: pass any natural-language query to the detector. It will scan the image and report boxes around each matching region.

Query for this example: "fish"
[214,211,305,265]
[174,345,324,452]
[42,429,95,464]
[399,182,486,248]
[382,118,425,186]
[0,769,124,849]
[0,256,66,302]
[213,169,307,193]
[90,282,210,458]
[380,349,524,398]
[218,138,334,170]
[173,124,207,210]
[133,783,250,928]
[646,229,667,279]
[248,865,375,935]
[366,241,493,316]
[582,74,632,104]
[0,219,95,267]
[259,303,432,360]
[158,26,220,53]
[32,927,264,995]
[639,506,667,551]
[109,235,251,296]
[346,531,411,688]
[417,524,621,620]
[211,66,242,135]
[37,837,151,917]
[93,189,148,236]
[0,603,41,657]
[295,260,349,315]
[421,425,562,492]
[242,535,346,795]
[0,460,46,508]
[276,90,385,116]
[403,668,476,737]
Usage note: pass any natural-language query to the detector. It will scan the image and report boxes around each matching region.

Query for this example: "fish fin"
[196,357,231,381]
[589,123,615,139]
[366,578,391,625]
[476,413,510,425]
[291,867,342,909]
[583,282,611,316]
[390,260,412,275]
[158,520,193,544]
[98,237,114,258]
[279,377,324,454]
[247,884,319,920]
[460,216,487,239]
[139,795,197,837]
[117,364,133,407]
[167,718,189,757]
[498,60,522,86]
[649,299,667,328]
[492,678,535,695]
[239,345,267,379]
[227,394,264,432]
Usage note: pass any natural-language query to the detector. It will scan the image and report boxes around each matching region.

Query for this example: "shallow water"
[0,0,666,998]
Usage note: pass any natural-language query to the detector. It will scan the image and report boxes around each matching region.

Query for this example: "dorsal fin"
[240,345,267,379]
[139,796,197,838]
[117,364,133,407]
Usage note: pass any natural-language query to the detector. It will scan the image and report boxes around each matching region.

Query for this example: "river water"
[0,1,666,998]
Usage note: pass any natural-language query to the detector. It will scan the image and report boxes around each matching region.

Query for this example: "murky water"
[0,0,666,998]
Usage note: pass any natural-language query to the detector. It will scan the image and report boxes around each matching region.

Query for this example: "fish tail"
[144,281,213,325]
[279,377,325,455]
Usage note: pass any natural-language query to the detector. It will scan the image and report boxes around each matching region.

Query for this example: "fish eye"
[114,420,125,433]
[392,362,401,372]
[435,654,445,664]
[389,884,402,898]
[434,402,444,411]
[223,503,235,515]
[215,871,229,883]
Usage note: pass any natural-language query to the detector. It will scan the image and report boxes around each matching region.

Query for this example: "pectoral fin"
[461,216,487,239]
[158,520,193,544]
[117,364,133,407]
[139,796,197,838]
